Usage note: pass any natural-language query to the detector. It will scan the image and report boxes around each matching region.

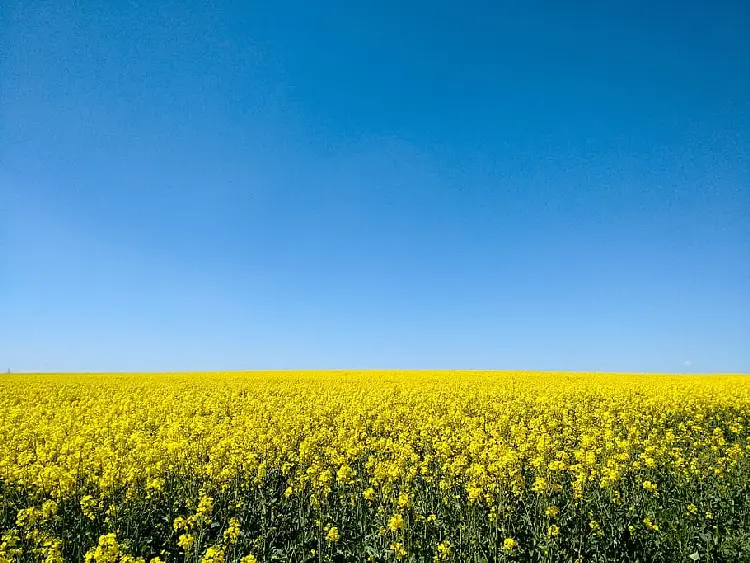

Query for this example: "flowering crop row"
[1,371,749,562]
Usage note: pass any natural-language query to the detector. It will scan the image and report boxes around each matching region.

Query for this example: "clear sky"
[1,1,748,373]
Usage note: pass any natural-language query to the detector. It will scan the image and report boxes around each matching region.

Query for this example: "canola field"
[1,371,749,563]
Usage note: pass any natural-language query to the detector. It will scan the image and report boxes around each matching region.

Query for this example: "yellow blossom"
[388,513,405,532]
[177,534,194,550]
[390,542,407,559]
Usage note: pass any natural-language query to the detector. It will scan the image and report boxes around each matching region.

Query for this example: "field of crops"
[1,371,749,562]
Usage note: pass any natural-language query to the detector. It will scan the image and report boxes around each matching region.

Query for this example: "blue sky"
[1,0,748,373]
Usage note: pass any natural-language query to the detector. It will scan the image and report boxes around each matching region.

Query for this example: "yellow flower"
[337,464,356,485]
[437,540,451,559]
[196,495,214,517]
[318,470,333,488]
[548,525,560,537]
[80,496,99,521]
[16,507,40,529]
[326,526,340,542]
[223,517,241,545]
[201,546,225,563]
[390,542,407,559]
[146,478,164,492]
[388,513,405,532]
[177,534,194,550]
[643,517,659,532]
[397,492,410,508]
[239,556,257,563]
[503,538,516,551]
[41,500,58,518]
[642,480,658,494]
[531,477,547,494]
[173,517,188,532]
[38,536,64,563]
[545,505,559,518]
[84,534,120,563]
[467,486,482,503]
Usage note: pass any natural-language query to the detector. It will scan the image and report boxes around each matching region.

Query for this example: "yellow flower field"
[1,371,749,562]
